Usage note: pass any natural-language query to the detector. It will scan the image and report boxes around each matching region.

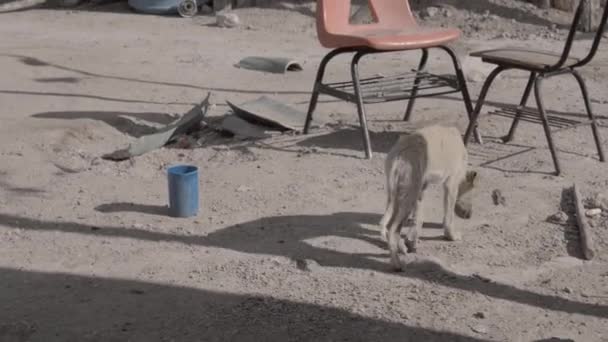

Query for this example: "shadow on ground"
[2,54,311,96]
[0,211,606,321]
[95,202,168,216]
[0,267,489,341]
[32,111,176,137]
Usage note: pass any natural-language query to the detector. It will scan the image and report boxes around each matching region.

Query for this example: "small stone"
[585,208,602,217]
[470,324,488,334]
[216,12,240,28]
[547,211,568,224]
[473,311,486,319]
[491,189,506,206]
[422,6,440,18]
[236,185,252,192]
[587,192,608,211]
[294,258,319,272]
[563,287,573,294]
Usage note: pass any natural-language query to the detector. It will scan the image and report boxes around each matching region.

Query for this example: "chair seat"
[470,47,580,71]
[320,26,461,51]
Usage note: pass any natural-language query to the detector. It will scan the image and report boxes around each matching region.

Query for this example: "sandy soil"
[0,1,607,341]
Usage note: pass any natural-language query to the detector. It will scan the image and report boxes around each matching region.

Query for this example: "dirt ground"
[1,1,608,341]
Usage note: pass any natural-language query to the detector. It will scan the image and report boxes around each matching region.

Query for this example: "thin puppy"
[379,125,477,271]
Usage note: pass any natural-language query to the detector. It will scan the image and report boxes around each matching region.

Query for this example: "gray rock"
[422,6,440,18]
[217,12,240,28]
[547,211,568,224]
[587,192,608,211]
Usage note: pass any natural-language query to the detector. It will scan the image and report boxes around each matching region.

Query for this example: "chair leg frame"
[533,75,562,175]
[403,48,428,122]
[464,66,605,176]
[351,51,374,159]
[502,71,536,143]
[303,47,356,135]
[304,45,481,159]
[438,45,483,144]
[570,69,605,162]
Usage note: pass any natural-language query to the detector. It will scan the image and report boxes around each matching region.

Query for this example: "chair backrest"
[551,0,608,70]
[316,0,417,35]
[368,0,416,28]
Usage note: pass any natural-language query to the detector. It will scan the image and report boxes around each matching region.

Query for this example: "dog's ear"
[466,170,478,184]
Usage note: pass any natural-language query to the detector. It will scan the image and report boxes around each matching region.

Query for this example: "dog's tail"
[379,157,405,229]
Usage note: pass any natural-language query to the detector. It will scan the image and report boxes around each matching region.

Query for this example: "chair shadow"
[95,202,168,216]
[32,111,177,137]
[0,211,607,320]
[297,127,402,155]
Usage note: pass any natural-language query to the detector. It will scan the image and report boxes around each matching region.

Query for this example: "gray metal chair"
[463,0,607,175]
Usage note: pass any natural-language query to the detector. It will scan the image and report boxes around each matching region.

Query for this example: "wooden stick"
[572,183,595,260]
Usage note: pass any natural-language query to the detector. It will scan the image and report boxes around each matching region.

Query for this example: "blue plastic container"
[167,165,199,218]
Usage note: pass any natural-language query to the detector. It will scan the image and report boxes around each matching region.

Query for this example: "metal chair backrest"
[551,0,608,71]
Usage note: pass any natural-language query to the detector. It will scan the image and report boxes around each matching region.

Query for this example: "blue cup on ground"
[167,164,199,218]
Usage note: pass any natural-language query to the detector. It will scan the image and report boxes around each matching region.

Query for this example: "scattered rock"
[585,208,602,217]
[470,324,488,334]
[547,211,568,224]
[473,311,486,319]
[491,189,506,206]
[216,12,240,28]
[236,185,253,192]
[294,258,319,272]
[90,157,102,166]
[562,287,573,294]
[587,192,608,211]
[421,6,440,18]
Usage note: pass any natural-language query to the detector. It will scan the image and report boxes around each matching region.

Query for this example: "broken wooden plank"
[572,183,595,260]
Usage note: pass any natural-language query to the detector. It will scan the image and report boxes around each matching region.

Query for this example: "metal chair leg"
[571,69,605,162]
[304,48,353,134]
[403,48,428,121]
[463,66,506,145]
[503,72,537,143]
[534,75,561,175]
[351,51,373,159]
[440,45,482,144]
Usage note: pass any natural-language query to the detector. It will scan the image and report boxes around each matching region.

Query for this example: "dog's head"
[455,170,478,219]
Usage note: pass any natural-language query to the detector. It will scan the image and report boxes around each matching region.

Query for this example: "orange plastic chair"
[303,0,481,158]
